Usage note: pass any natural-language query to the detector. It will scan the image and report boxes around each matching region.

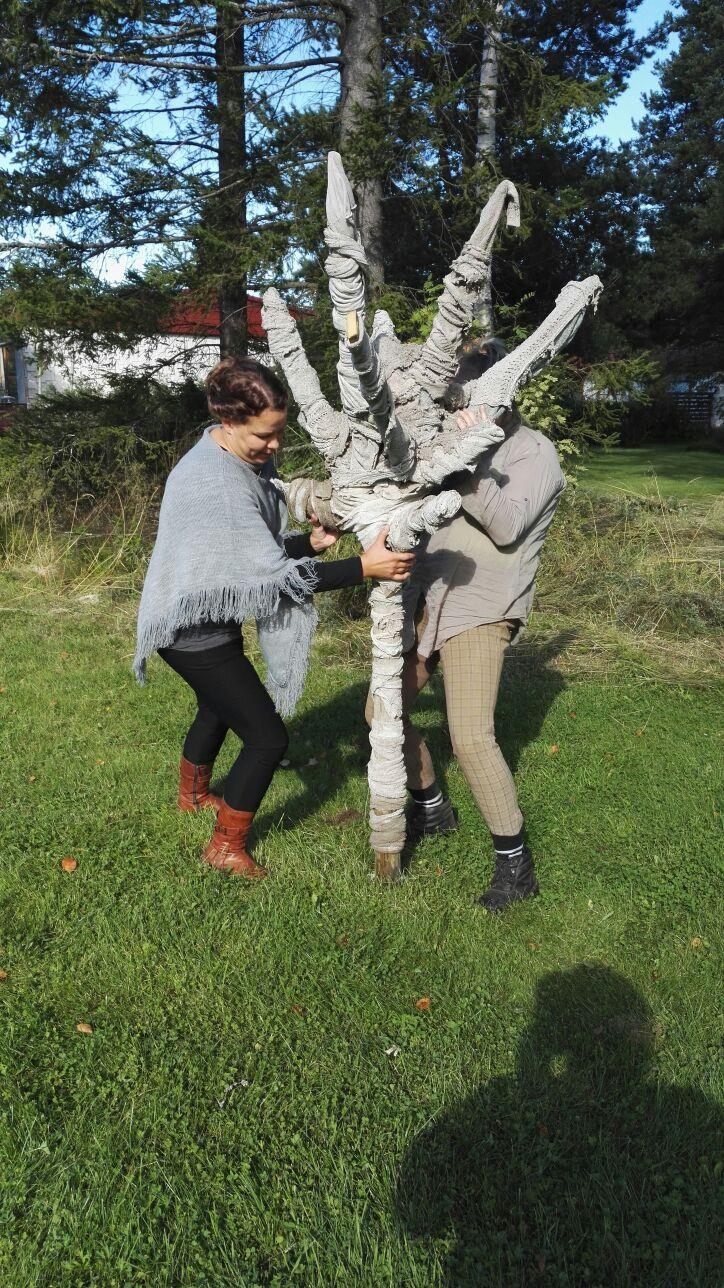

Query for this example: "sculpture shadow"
[210,628,578,844]
[395,964,723,1285]
[241,679,374,843]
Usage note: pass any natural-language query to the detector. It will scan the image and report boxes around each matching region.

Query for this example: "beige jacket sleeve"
[458,433,565,548]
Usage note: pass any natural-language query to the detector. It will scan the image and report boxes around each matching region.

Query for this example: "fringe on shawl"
[133,556,319,717]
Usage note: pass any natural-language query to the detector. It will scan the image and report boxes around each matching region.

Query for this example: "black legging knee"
[159,638,289,811]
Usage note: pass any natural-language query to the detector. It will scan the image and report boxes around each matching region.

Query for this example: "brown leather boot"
[178,756,222,814]
[201,802,268,879]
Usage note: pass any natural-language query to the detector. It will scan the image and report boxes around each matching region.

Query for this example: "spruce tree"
[636,0,724,370]
[0,2,343,358]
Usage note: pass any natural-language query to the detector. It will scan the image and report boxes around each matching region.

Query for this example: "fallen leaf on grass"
[95,759,105,766]
[76,1022,93,1035]
[337,933,350,947]
[28,774,36,783]
[526,939,539,951]
[691,936,702,949]
[323,809,362,826]
[291,1004,307,1017]
[568,711,577,719]
[59,651,70,661]
[537,1123,549,1137]
[415,997,431,1011]
[435,866,444,877]
[634,728,644,737]
[385,1044,401,1058]
[0,970,8,981]
[60,857,78,872]
[548,744,559,755]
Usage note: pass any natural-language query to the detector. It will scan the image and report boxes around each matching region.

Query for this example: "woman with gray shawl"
[135,357,413,878]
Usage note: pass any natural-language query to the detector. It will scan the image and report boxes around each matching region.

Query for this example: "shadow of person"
[396,964,723,1285]
[497,627,578,774]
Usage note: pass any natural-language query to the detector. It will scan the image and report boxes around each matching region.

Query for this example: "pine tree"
[0,2,343,358]
[379,0,654,345]
[636,0,724,370]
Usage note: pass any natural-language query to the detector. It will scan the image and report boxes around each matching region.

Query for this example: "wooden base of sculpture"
[374,851,402,883]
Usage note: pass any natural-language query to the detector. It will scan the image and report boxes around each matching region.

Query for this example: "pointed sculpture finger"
[262,287,350,463]
[411,180,520,393]
[468,275,604,414]
[324,151,392,429]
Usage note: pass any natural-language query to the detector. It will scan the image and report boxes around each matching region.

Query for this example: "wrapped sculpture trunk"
[263,152,603,881]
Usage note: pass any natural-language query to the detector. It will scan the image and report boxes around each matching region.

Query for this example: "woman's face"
[221,407,287,466]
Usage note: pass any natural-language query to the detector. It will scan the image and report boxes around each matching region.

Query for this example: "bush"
[0,374,209,508]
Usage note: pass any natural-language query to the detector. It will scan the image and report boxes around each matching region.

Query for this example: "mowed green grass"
[582,446,724,501]
[1,605,722,1285]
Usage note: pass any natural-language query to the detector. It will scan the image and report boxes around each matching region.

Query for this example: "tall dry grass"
[0,486,154,604]
[1,475,721,685]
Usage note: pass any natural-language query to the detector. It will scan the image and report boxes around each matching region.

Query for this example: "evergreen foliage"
[635,0,724,370]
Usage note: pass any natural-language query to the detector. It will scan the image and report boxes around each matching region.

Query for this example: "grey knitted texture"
[134,429,319,716]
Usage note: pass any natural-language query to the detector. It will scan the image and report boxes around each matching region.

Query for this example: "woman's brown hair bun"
[205,357,287,425]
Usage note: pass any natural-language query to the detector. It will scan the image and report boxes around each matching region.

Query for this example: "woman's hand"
[309,511,340,553]
[361,527,416,582]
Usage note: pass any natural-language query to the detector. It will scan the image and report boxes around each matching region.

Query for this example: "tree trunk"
[474,2,504,334]
[339,0,384,289]
[216,10,248,358]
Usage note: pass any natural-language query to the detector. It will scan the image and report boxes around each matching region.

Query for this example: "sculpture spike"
[261,288,350,465]
[466,275,604,417]
[325,152,392,429]
[411,180,520,394]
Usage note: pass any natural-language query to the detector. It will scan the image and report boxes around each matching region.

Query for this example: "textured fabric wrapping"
[262,290,350,463]
[411,181,520,392]
[412,245,492,388]
[367,581,408,853]
[470,277,603,412]
[324,219,390,422]
[134,429,319,717]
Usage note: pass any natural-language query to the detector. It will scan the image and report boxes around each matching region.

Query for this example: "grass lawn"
[581,445,724,501]
[1,597,722,1285]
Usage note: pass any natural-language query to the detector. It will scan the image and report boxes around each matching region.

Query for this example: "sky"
[591,0,676,145]
[1,0,678,284]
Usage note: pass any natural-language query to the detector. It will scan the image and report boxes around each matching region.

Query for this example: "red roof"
[163,292,307,340]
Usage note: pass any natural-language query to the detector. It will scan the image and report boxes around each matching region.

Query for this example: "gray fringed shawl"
[134,428,319,716]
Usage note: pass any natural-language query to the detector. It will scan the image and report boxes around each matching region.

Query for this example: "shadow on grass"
[396,964,723,1285]
[242,629,575,843]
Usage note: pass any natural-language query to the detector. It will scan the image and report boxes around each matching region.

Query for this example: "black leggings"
[159,638,289,811]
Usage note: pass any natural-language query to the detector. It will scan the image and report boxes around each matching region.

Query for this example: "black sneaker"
[406,796,459,840]
[477,846,539,912]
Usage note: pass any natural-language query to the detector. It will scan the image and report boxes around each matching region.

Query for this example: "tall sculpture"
[262,152,602,881]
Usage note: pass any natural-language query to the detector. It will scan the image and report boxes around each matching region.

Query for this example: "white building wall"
[24,333,223,401]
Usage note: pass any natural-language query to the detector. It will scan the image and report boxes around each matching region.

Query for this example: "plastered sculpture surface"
[262,152,602,879]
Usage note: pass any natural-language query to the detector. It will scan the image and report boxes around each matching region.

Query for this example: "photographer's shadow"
[396,964,723,1285]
